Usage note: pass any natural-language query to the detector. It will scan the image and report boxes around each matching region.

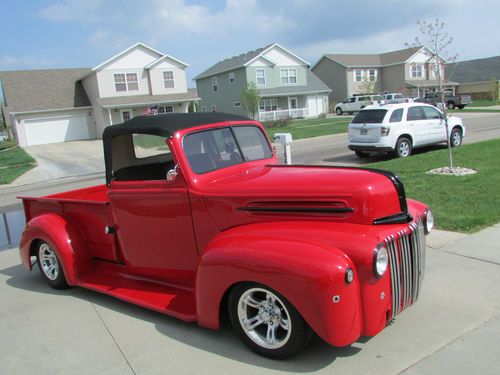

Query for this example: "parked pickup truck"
[415,91,472,109]
[19,113,433,359]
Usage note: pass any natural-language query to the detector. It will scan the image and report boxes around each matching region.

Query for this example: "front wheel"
[37,241,68,289]
[228,283,312,359]
[393,137,412,158]
[450,128,463,147]
[447,102,455,110]
[335,107,343,115]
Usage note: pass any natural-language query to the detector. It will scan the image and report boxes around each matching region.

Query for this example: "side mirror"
[167,164,179,183]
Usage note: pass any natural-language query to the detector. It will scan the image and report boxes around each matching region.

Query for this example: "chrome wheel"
[39,243,59,281]
[398,140,411,157]
[237,287,291,350]
[451,129,462,146]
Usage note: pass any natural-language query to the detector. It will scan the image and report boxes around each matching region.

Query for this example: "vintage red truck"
[19,113,433,359]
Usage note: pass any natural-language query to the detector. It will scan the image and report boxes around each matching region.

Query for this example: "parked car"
[382,93,410,104]
[335,94,383,115]
[19,113,432,359]
[348,103,465,158]
[414,91,472,109]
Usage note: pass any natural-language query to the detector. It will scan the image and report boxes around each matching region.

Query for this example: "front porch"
[404,80,459,98]
[256,94,327,121]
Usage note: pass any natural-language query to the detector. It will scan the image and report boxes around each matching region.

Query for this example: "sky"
[1,0,499,87]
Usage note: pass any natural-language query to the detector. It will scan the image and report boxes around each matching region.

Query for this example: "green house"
[194,43,330,120]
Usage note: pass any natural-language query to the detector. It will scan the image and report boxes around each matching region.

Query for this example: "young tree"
[360,77,377,94]
[407,19,457,169]
[241,81,260,119]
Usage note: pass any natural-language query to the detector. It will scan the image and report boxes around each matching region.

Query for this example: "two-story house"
[312,46,458,105]
[0,43,198,147]
[194,43,330,120]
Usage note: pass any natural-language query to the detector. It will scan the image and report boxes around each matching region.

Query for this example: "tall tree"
[241,81,260,119]
[407,19,457,169]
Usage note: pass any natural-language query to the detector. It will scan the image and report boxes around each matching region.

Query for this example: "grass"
[0,145,36,184]
[132,134,168,149]
[264,117,350,141]
[367,139,500,233]
[467,99,500,107]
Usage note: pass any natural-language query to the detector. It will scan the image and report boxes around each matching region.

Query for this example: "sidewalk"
[1,225,499,374]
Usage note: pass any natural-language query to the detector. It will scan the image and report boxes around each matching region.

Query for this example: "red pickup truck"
[19,113,432,358]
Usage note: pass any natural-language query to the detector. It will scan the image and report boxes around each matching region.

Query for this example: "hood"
[200,164,408,231]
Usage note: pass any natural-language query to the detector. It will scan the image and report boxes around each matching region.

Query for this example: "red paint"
[19,118,429,349]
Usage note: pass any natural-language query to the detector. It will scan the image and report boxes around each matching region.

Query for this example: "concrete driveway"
[1,226,499,374]
[14,140,104,185]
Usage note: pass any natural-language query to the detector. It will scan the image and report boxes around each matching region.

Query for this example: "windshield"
[183,125,273,174]
[351,109,388,124]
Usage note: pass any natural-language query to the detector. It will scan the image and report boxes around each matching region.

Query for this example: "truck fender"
[19,213,91,286]
[195,228,363,347]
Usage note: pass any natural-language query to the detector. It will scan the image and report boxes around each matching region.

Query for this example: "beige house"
[447,56,500,100]
[311,46,457,106]
[0,43,198,147]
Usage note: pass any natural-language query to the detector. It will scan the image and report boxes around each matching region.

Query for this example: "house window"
[211,76,218,92]
[229,72,235,83]
[280,68,297,84]
[411,64,423,78]
[157,105,174,113]
[234,101,241,108]
[201,106,207,112]
[114,73,138,92]
[163,71,175,88]
[368,69,377,81]
[211,105,216,112]
[256,69,266,86]
[258,98,278,112]
[354,69,363,82]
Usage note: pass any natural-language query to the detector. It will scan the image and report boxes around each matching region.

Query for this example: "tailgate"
[349,123,382,143]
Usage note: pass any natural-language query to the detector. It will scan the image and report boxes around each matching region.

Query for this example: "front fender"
[195,223,363,347]
[19,213,90,285]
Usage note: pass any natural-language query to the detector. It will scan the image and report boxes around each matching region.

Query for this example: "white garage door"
[24,115,90,146]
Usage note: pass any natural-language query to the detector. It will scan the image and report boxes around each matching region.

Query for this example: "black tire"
[36,241,68,289]
[228,283,312,359]
[335,107,343,115]
[393,137,412,158]
[457,105,465,109]
[450,128,463,147]
[447,102,455,110]
[355,150,369,158]
[348,112,354,115]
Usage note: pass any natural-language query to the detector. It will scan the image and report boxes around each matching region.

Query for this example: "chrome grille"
[386,218,426,319]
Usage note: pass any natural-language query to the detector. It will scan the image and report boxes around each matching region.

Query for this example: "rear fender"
[196,226,363,347]
[19,213,91,285]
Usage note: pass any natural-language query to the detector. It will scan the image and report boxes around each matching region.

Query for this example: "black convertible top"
[102,112,251,184]
[102,112,251,140]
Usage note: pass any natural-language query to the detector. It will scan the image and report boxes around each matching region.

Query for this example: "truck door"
[107,135,198,288]
[421,106,447,143]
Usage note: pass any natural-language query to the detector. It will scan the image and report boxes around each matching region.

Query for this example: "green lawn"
[264,117,350,141]
[467,99,500,107]
[0,146,36,184]
[367,139,500,233]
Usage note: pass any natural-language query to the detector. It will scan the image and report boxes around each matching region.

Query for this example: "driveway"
[14,140,104,185]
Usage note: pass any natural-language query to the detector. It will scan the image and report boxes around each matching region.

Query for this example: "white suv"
[348,103,465,158]
[335,94,383,115]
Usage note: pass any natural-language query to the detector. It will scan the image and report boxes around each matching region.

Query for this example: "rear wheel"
[450,128,462,147]
[393,137,412,158]
[335,107,343,115]
[37,241,68,289]
[355,150,369,158]
[457,105,465,109]
[447,102,455,110]
[228,283,312,359]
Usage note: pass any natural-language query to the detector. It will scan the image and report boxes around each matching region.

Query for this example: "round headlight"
[424,208,434,234]
[373,245,389,278]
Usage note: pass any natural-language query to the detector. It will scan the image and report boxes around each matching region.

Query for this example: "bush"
[261,117,292,129]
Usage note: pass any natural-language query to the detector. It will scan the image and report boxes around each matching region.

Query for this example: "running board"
[77,272,196,322]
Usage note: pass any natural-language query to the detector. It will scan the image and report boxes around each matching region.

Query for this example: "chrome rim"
[452,131,461,146]
[398,141,410,157]
[237,288,291,349]
[39,243,59,281]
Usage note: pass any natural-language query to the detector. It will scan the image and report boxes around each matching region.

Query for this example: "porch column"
[108,108,113,125]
